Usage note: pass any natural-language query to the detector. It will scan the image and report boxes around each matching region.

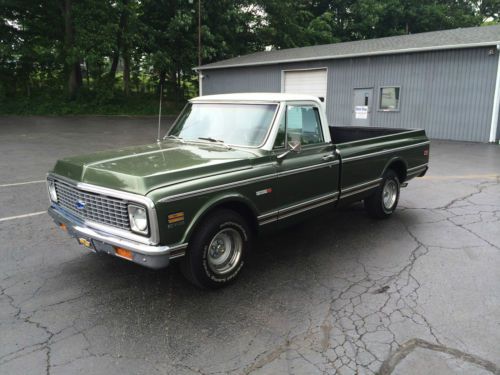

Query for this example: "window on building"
[379,87,400,111]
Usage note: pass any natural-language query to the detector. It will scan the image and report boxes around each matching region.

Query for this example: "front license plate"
[78,237,95,251]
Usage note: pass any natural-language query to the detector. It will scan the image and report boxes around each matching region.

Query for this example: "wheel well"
[193,201,259,237]
[387,160,407,182]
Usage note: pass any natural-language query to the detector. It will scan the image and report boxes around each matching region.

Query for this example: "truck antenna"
[156,84,163,143]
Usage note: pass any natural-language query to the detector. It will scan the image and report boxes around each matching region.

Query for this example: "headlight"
[47,180,58,202]
[128,204,148,234]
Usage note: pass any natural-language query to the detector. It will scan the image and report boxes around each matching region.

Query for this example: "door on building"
[282,69,327,102]
[351,88,373,126]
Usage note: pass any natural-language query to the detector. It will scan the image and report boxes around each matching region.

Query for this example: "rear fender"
[382,157,408,182]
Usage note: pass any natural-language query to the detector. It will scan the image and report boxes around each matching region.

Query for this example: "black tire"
[364,169,400,219]
[180,209,252,289]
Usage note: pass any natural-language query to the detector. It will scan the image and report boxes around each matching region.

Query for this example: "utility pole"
[190,0,202,95]
[198,0,202,96]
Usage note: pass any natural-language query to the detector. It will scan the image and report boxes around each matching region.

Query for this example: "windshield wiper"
[197,137,231,149]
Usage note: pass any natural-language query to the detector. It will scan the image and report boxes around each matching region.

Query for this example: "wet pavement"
[0,116,499,374]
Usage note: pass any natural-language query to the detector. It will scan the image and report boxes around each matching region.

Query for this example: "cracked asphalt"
[1,116,499,375]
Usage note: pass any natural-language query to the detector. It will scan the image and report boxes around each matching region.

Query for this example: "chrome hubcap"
[207,228,243,275]
[383,180,398,210]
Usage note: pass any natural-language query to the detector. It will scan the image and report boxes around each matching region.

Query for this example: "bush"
[0,90,185,116]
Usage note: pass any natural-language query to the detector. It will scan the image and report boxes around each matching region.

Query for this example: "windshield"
[167,103,278,147]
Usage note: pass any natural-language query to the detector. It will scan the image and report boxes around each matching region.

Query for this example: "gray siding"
[202,47,498,142]
[203,65,281,94]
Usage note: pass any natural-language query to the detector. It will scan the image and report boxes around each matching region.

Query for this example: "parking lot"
[0,116,499,375]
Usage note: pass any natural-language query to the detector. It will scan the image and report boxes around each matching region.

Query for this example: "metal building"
[196,25,500,143]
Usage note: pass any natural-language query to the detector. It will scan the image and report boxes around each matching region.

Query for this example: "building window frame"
[378,86,401,112]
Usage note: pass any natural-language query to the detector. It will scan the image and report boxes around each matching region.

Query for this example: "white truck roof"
[191,92,323,104]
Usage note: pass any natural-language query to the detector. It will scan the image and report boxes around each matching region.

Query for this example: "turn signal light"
[168,211,185,224]
[59,223,67,231]
[115,247,133,260]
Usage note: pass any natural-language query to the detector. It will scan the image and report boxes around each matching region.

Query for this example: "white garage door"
[282,69,327,101]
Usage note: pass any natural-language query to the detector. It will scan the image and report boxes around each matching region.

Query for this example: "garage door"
[283,69,327,101]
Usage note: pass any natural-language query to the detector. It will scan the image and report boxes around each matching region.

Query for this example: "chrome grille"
[54,180,130,230]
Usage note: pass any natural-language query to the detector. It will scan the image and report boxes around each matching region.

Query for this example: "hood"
[51,141,259,195]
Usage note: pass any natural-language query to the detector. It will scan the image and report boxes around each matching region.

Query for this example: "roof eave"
[194,41,500,71]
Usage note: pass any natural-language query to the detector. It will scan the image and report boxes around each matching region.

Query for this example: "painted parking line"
[0,211,46,222]
[0,180,45,188]
[423,174,499,180]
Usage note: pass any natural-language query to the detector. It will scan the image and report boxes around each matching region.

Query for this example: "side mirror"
[277,140,302,160]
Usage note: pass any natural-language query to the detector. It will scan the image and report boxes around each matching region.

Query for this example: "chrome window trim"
[47,173,160,245]
[166,102,281,150]
[341,141,430,163]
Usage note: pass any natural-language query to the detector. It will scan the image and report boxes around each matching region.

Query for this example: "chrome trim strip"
[160,172,277,203]
[161,161,340,203]
[47,173,160,245]
[279,192,338,215]
[259,218,278,226]
[277,160,339,177]
[49,206,187,256]
[407,163,428,172]
[340,184,380,199]
[279,197,337,220]
[341,178,383,193]
[407,168,427,177]
[341,141,430,163]
[340,178,383,199]
[257,210,279,221]
[258,192,339,225]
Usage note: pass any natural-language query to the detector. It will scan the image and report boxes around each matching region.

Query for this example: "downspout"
[489,44,500,143]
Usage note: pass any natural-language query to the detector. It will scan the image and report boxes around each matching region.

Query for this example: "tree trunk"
[85,60,90,88]
[109,0,129,81]
[123,48,130,96]
[158,70,166,96]
[63,0,81,100]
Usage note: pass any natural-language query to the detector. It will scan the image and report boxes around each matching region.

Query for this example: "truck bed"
[329,126,413,144]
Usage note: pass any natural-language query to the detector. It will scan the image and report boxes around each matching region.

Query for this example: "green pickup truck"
[47,93,429,288]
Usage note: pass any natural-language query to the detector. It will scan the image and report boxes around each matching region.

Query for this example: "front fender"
[181,192,259,244]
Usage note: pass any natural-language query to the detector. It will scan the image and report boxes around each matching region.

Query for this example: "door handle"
[322,154,335,161]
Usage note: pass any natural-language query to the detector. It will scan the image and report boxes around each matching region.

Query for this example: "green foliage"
[0,0,492,115]
[0,90,183,116]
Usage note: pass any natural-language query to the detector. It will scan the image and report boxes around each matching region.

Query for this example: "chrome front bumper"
[48,205,187,269]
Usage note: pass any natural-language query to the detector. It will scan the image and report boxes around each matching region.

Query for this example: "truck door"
[351,88,373,126]
[273,104,340,220]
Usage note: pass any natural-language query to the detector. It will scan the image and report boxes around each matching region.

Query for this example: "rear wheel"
[364,169,400,219]
[180,209,252,289]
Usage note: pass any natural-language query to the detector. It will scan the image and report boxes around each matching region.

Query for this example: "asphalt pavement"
[0,116,499,375]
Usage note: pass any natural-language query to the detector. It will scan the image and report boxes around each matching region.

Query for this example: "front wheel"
[364,169,400,219]
[180,209,252,289]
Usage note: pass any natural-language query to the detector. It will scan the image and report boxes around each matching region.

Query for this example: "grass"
[0,92,185,116]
